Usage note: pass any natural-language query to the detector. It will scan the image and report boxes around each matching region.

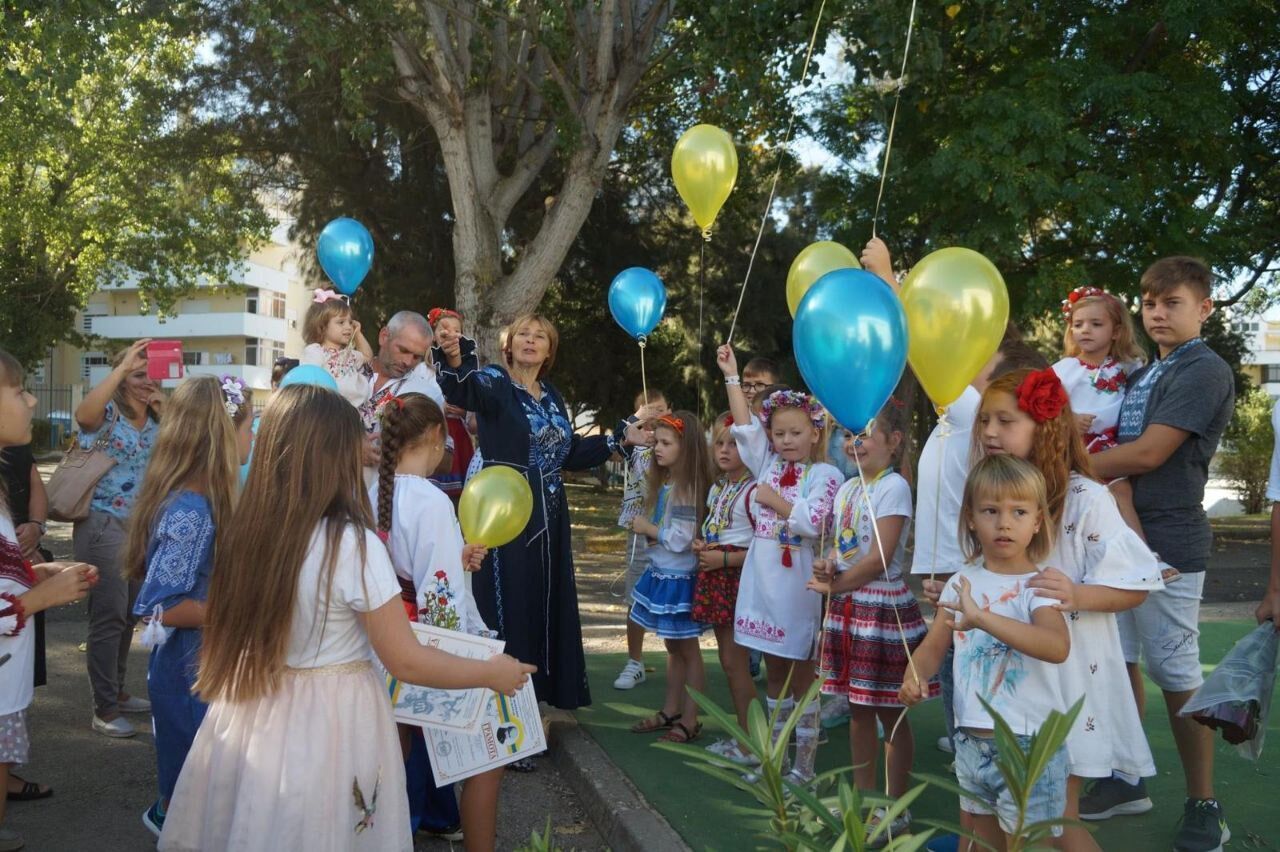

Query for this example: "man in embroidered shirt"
[1087,256,1234,852]
[363,311,452,476]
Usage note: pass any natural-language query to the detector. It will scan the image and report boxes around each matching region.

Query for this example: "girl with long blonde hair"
[158,384,534,852]
[627,410,713,743]
[122,375,253,837]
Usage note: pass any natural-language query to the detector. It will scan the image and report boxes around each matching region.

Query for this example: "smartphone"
[146,340,184,381]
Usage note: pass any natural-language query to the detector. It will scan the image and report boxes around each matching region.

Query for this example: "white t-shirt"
[946,563,1067,736]
[911,385,980,575]
[1268,399,1280,502]
[0,514,35,716]
[832,471,912,582]
[285,523,401,669]
[368,475,488,635]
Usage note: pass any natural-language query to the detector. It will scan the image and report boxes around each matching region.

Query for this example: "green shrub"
[1219,385,1275,514]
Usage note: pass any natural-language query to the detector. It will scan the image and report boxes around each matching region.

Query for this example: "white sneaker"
[706,739,760,766]
[119,695,151,713]
[612,659,646,690]
[866,807,912,849]
[92,715,136,738]
[936,735,954,754]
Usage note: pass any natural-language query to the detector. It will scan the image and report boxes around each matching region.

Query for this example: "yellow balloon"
[786,241,861,316]
[671,124,738,236]
[900,247,1010,408]
[458,466,534,548]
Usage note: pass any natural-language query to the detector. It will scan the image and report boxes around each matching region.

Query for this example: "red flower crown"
[1016,368,1069,423]
[1060,285,1119,318]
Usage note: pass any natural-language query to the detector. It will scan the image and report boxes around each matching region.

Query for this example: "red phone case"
[146,340,184,381]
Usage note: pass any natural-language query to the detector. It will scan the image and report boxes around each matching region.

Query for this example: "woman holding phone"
[73,338,163,738]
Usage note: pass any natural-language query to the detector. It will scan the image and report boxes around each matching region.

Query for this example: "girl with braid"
[367,393,503,852]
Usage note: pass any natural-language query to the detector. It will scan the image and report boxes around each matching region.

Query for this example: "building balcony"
[104,259,293,294]
[91,312,287,341]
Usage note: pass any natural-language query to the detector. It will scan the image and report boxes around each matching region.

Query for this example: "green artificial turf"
[575,621,1280,850]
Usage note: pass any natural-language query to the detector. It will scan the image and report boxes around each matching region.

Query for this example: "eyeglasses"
[741,381,769,393]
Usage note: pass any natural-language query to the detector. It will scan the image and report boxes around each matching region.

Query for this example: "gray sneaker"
[1078,777,1153,820]
[1174,798,1230,852]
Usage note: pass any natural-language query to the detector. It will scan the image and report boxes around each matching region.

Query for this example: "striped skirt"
[819,578,938,708]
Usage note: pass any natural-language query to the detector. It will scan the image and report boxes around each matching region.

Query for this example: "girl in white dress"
[973,367,1163,852]
[717,345,843,786]
[1053,286,1178,585]
[301,289,375,424]
[158,384,533,852]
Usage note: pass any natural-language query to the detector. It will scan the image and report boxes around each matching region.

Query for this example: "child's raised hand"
[622,420,653,448]
[860,237,894,286]
[939,576,983,631]
[898,673,926,706]
[461,544,487,573]
[486,654,537,697]
[716,344,739,377]
[1026,567,1079,612]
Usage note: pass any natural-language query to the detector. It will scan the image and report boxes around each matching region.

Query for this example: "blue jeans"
[954,730,1068,836]
[148,629,207,802]
[940,645,955,744]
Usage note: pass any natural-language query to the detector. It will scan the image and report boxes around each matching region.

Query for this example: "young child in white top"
[301,288,375,420]
[901,454,1071,848]
[0,350,99,851]
[809,398,935,838]
[613,389,669,692]
[626,411,712,745]
[158,384,532,852]
[974,366,1162,847]
[717,344,843,786]
[1053,286,1178,585]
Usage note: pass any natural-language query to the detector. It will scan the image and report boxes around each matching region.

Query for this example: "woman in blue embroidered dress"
[74,339,163,737]
[122,376,254,837]
[436,314,648,710]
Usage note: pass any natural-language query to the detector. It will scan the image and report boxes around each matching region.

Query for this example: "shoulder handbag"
[46,408,120,523]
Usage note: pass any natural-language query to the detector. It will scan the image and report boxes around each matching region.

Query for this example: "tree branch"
[1216,253,1278,308]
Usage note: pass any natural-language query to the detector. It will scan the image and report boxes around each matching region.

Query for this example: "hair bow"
[219,376,247,419]
[313,288,345,304]
[655,413,685,435]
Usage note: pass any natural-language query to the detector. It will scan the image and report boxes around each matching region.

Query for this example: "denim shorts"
[954,730,1068,837]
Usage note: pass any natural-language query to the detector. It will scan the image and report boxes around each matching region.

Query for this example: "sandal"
[7,775,52,801]
[658,721,702,743]
[630,710,681,734]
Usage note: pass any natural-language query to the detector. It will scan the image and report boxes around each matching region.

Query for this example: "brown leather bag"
[46,408,119,523]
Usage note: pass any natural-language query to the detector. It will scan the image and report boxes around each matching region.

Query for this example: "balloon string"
[726,0,828,345]
[870,0,919,239]
[639,338,650,411]
[698,238,707,425]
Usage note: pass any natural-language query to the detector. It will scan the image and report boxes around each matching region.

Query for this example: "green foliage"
[1219,385,1276,515]
[661,681,1085,851]
[0,2,272,368]
[515,816,562,852]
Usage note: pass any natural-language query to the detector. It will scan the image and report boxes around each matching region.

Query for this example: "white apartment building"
[38,212,314,394]
[1236,306,1280,398]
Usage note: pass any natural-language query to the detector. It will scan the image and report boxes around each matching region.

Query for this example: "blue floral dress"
[79,401,158,517]
[435,338,624,709]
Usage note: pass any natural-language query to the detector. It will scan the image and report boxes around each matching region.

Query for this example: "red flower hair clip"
[1060,285,1117,317]
[427,307,462,327]
[1016,368,1069,423]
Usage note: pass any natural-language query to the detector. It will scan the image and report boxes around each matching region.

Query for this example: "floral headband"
[654,413,685,435]
[219,376,247,419]
[760,389,826,430]
[1016,368,1069,423]
[427,307,462,327]
[1060,285,1118,317]
[313,288,348,305]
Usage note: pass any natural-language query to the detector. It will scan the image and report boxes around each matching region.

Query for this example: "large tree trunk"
[390,0,672,360]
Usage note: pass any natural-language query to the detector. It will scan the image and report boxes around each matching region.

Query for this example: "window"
[270,293,286,319]
[271,340,285,363]
[1263,365,1280,384]
[81,353,108,381]
[182,351,207,367]
[246,287,260,315]
[245,337,259,367]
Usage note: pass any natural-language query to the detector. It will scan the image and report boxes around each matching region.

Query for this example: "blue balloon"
[317,217,374,295]
[608,267,667,340]
[278,364,339,391]
[793,268,908,435]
